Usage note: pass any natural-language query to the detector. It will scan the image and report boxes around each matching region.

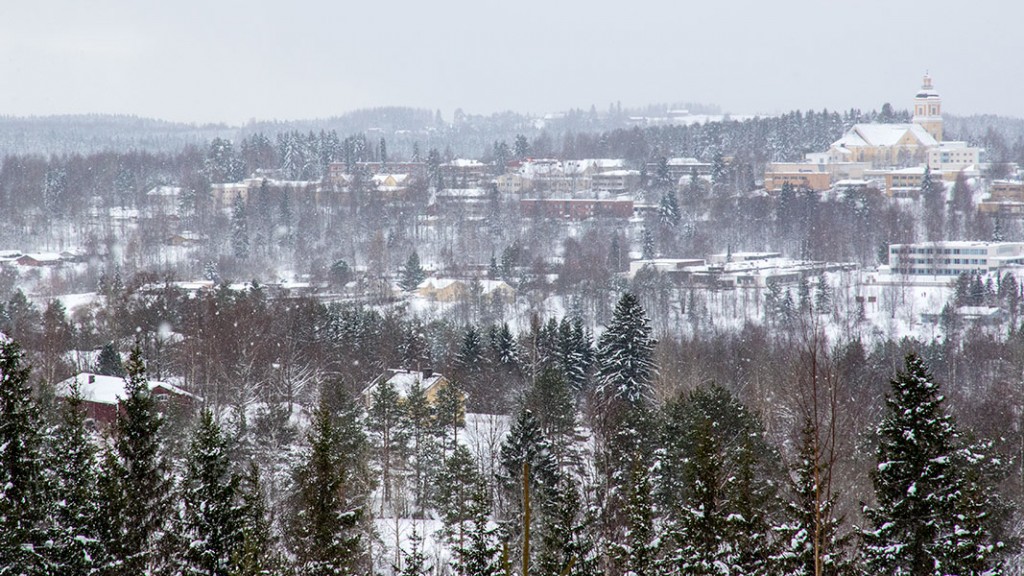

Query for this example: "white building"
[888,241,1024,276]
[928,141,983,172]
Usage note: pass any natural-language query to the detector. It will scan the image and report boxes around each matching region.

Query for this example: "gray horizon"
[3,1,1021,125]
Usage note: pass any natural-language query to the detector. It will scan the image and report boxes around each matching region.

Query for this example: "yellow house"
[361,369,465,413]
[416,278,516,303]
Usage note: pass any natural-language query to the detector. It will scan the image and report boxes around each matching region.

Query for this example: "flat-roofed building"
[888,241,1024,276]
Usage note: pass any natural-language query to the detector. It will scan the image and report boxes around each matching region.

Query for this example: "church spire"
[913,73,942,142]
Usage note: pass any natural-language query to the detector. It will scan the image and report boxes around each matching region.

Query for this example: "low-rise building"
[520,197,634,220]
[764,169,831,193]
[55,372,199,425]
[928,141,983,171]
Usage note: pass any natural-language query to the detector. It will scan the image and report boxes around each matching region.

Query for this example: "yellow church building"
[828,74,944,167]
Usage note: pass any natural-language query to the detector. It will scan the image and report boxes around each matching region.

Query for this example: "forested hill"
[0,114,233,156]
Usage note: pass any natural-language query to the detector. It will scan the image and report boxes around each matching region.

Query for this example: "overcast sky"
[2,1,1021,125]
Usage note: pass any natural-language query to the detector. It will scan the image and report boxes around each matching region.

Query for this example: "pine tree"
[399,251,426,292]
[288,398,369,576]
[0,337,46,575]
[178,409,245,576]
[103,344,173,575]
[43,379,105,576]
[595,293,656,405]
[862,354,1005,575]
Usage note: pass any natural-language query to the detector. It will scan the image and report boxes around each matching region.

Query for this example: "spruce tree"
[233,462,281,576]
[593,293,658,571]
[595,292,656,405]
[534,476,600,576]
[658,384,781,576]
[452,481,500,576]
[558,316,592,391]
[103,344,173,575]
[399,251,426,292]
[231,193,250,260]
[0,337,46,575]
[455,326,484,376]
[398,526,431,576]
[524,367,579,472]
[288,398,369,576]
[96,342,124,377]
[862,354,1005,575]
[615,457,659,576]
[178,409,245,576]
[44,379,105,576]
[498,408,561,569]
[658,189,681,227]
[434,445,499,576]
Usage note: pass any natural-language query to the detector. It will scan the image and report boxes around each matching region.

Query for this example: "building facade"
[888,241,1024,276]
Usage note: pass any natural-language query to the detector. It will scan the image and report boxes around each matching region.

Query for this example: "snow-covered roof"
[834,123,937,148]
[417,277,513,295]
[956,306,1002,317]
[418,277,460,291]
[371,173,410,185]
[364,369,447,399]
[445,159,485,168]
[19,252,62,262]
[596,169,639,177]
[666,157,704,166]
[436,188,488,198]
[55,372,198,406]
[146,185,182,197]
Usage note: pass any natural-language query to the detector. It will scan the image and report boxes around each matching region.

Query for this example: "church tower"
[912,73,943,142]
